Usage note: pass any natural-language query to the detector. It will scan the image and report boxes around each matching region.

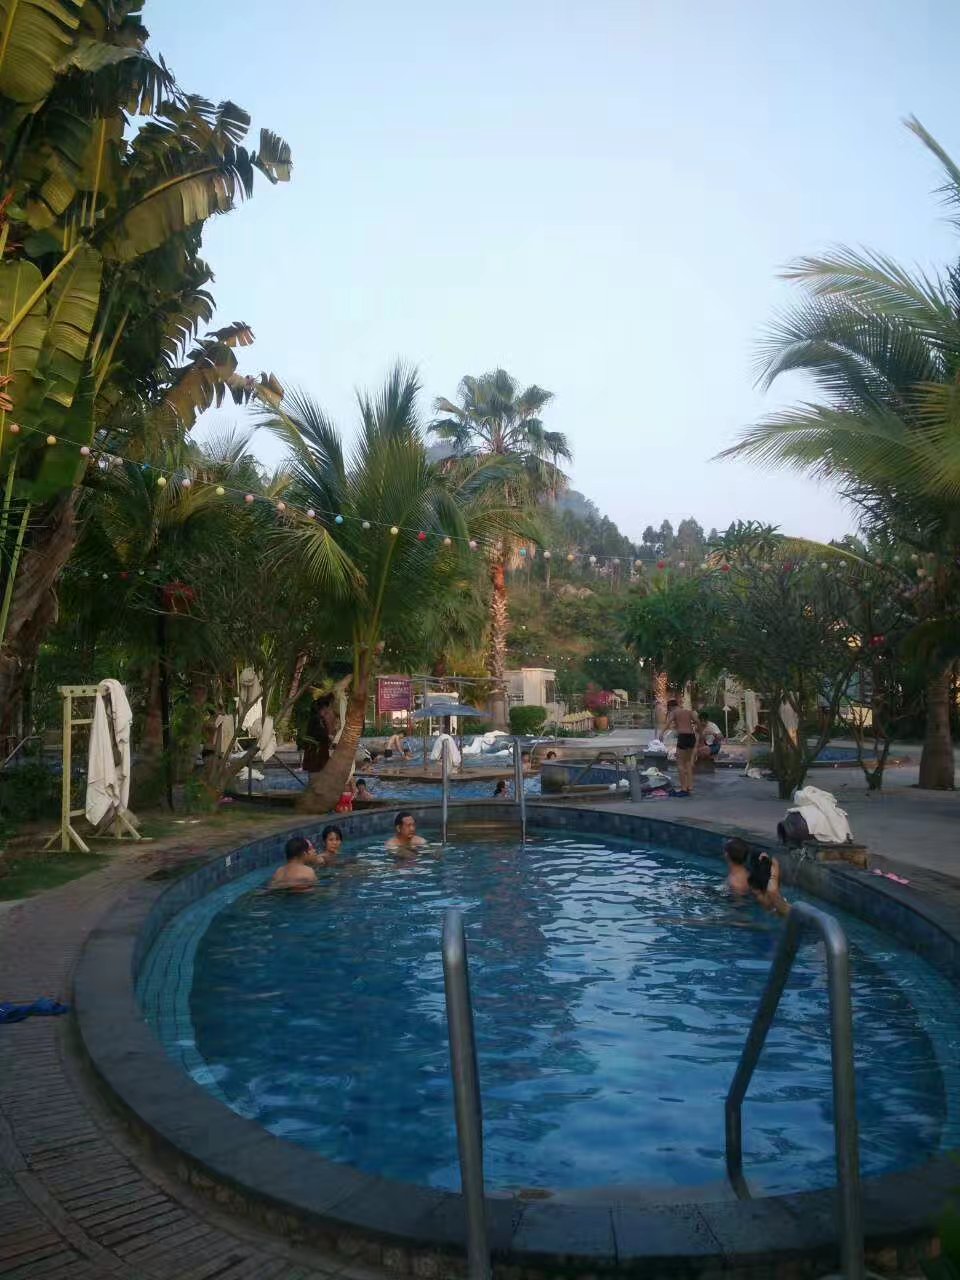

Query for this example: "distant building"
[504,667,565,724]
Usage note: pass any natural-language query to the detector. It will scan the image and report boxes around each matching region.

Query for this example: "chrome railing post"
[822,912,864,1280]
[724,901,863,1280]
[513,737,526,843]
[441,909,490,1280]
[441,739,450,843]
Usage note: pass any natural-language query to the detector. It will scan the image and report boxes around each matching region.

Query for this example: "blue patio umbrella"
[411,703,484,720]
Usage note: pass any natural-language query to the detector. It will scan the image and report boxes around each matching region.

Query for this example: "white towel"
[85,679,133,826]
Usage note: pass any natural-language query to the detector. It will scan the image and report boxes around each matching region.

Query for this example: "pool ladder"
[725,900,864,1280]
[442,902,864,1280]
[439,736,527,845]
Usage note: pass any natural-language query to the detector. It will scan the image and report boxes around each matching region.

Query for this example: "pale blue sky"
[148,0,958,542]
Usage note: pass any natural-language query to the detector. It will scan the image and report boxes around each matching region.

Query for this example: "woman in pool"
[317,825,343,866]
[493,779,509,798]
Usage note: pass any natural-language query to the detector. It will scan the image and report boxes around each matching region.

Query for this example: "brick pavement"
[0,823,390,1280]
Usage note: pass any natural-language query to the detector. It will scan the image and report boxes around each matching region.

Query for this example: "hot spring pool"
[138,833,960,1198]
[238,772,543,800]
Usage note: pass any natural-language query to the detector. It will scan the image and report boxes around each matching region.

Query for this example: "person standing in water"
[269,836,319,891]
[665,699,701,796]
[386,811,427,858]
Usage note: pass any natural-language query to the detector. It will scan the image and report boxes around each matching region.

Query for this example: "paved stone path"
[0,822,390,1280]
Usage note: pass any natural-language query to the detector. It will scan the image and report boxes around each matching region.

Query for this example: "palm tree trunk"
[0,493,77,743]
[298,668,368,813]
[488,554,509,729]
[652,670,668,731]
[919,665,955,789]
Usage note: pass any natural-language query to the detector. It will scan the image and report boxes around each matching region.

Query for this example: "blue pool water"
[138,834,960,1196]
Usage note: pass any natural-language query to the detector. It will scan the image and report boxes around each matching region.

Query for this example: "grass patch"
[0,852,110,901]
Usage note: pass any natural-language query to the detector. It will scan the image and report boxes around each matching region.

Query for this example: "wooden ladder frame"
[43,685,143,854]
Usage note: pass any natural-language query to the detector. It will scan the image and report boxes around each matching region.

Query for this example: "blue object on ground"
[0,997,70,1024]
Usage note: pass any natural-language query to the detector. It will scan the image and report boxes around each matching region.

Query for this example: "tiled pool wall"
[133,802,960,992]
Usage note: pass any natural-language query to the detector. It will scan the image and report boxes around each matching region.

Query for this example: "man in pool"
[269,835,319,891]
[723,837,789,915]
[723,837,752,896]
[386,811,427,858]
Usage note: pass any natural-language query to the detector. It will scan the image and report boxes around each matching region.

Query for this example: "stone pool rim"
[74,802,959,1275]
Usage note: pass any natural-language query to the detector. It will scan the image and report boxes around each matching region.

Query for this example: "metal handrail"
[513,737,527,843]
[725,901,864,1280]
[441,740,450,842]
[441,909,490,1280]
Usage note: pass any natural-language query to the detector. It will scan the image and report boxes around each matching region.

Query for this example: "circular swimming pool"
[137,832,960,1200]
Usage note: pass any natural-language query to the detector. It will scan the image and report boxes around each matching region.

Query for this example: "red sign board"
[376,676,412,716]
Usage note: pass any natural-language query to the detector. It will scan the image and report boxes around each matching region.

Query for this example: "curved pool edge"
[74,802,957,1277]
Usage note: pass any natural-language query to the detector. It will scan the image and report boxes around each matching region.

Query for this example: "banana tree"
[0,0,290,743]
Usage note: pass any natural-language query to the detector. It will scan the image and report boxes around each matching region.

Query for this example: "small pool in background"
[138,834,960,1198]
[238,772,543,800]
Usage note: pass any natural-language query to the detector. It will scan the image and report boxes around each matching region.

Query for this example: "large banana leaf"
[0,259,47,452]
[0,0,83,104]
[20,105,92,228]
[100,154,255,261]
[32,243,101,417]
[28,365,93,499]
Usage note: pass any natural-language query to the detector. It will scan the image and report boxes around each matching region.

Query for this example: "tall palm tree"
[264,365,529,811]
[721,118,960,789]
[432,369,571,727]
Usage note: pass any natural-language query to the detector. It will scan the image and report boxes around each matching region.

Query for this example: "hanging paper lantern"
[138,570,145,576]
[443,536,452,546]
[634,559,642,568]
[417,531,427,541]
[156,476,167,488]
[589,555,597,565]
[543,550,551,560]
[276,501,286,513]
[390,526,399,536]
[244,493,254,504]
[79,445,90,457]
[46,435,56,445]
[362,520,371,530]
[215,486,225,496]
[820,562,829,570]
[8,423,19,434]
[469,539,478,550]
[567,553,575,562]
[181,477,192,488]
[677,560,684,569]
[306,508,316,518]
[335,514,344,525]
[101,572,108,580]
[656,560,666,570]
[721,563,731,573]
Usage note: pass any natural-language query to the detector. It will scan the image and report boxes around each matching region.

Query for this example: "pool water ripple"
[138,834,960,1196]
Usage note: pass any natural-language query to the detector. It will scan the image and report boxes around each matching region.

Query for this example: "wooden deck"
[0,824,389,1279]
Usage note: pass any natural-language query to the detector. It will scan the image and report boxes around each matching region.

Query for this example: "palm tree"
[721,118,960,789]
[263,365,528,812]
[432,369,571,727]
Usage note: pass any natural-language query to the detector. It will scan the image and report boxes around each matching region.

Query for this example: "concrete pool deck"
[2,782,959,1277]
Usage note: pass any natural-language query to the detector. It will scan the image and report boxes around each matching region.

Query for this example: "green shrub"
[0,758,60,824]
[509,705,548,735]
